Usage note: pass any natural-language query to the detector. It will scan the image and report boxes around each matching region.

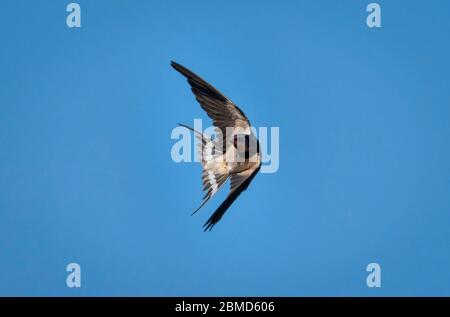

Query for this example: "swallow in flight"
[171,61,262,231]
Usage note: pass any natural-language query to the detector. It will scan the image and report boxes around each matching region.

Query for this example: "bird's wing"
[203,165,261,231]
[171,61,251,134]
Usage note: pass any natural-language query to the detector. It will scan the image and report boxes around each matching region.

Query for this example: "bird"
[171,61,262,231]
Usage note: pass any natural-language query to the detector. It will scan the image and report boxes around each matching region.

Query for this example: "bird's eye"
[234,135,250,151]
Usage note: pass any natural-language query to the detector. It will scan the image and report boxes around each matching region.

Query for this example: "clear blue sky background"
[0,0,449,296]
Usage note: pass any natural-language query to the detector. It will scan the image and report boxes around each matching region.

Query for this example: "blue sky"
[0,0,449,296]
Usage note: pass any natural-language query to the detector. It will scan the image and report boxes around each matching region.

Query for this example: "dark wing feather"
[171,61,250,133]
[203,166,261,231]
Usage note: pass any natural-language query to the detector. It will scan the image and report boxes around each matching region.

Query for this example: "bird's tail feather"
[179,124,229,215]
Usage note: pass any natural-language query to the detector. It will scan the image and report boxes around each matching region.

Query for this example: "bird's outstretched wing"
[171,61,251,134]
[203,165,261,231]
